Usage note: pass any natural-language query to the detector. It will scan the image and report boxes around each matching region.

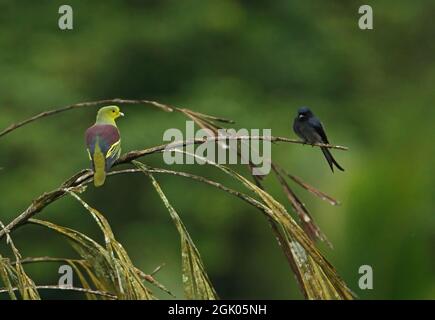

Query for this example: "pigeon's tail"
[321,147,344,172]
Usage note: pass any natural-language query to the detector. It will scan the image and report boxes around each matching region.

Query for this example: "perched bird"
[293,107,344,172]
[85,105,124,187]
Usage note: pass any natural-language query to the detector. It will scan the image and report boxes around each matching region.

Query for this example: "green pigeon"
[85,106,124,187]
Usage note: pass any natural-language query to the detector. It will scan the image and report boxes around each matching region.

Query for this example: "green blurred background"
[1,1,435,299]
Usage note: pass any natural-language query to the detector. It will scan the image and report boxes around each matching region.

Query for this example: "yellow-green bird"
[85,106,124,187]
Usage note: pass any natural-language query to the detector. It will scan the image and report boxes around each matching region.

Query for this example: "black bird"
[293,107,344,172]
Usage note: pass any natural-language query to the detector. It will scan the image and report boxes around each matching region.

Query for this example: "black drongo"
[293,107,344,172]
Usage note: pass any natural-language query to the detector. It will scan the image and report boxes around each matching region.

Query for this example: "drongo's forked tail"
[321,147,344,172]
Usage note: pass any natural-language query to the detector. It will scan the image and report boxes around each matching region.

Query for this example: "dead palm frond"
[0,99,352,300]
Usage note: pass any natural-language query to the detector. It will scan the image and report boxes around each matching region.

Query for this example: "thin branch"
[151,263,166,276]
[134,267,175,298]
[0,98,174,138]
[178,108,235,124]
[0,97,348,151]
[0,285,117,299]
[117,136,347,166]
[15,256,83,265]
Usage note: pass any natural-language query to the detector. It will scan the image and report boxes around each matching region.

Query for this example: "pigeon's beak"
[119,112,125,117]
